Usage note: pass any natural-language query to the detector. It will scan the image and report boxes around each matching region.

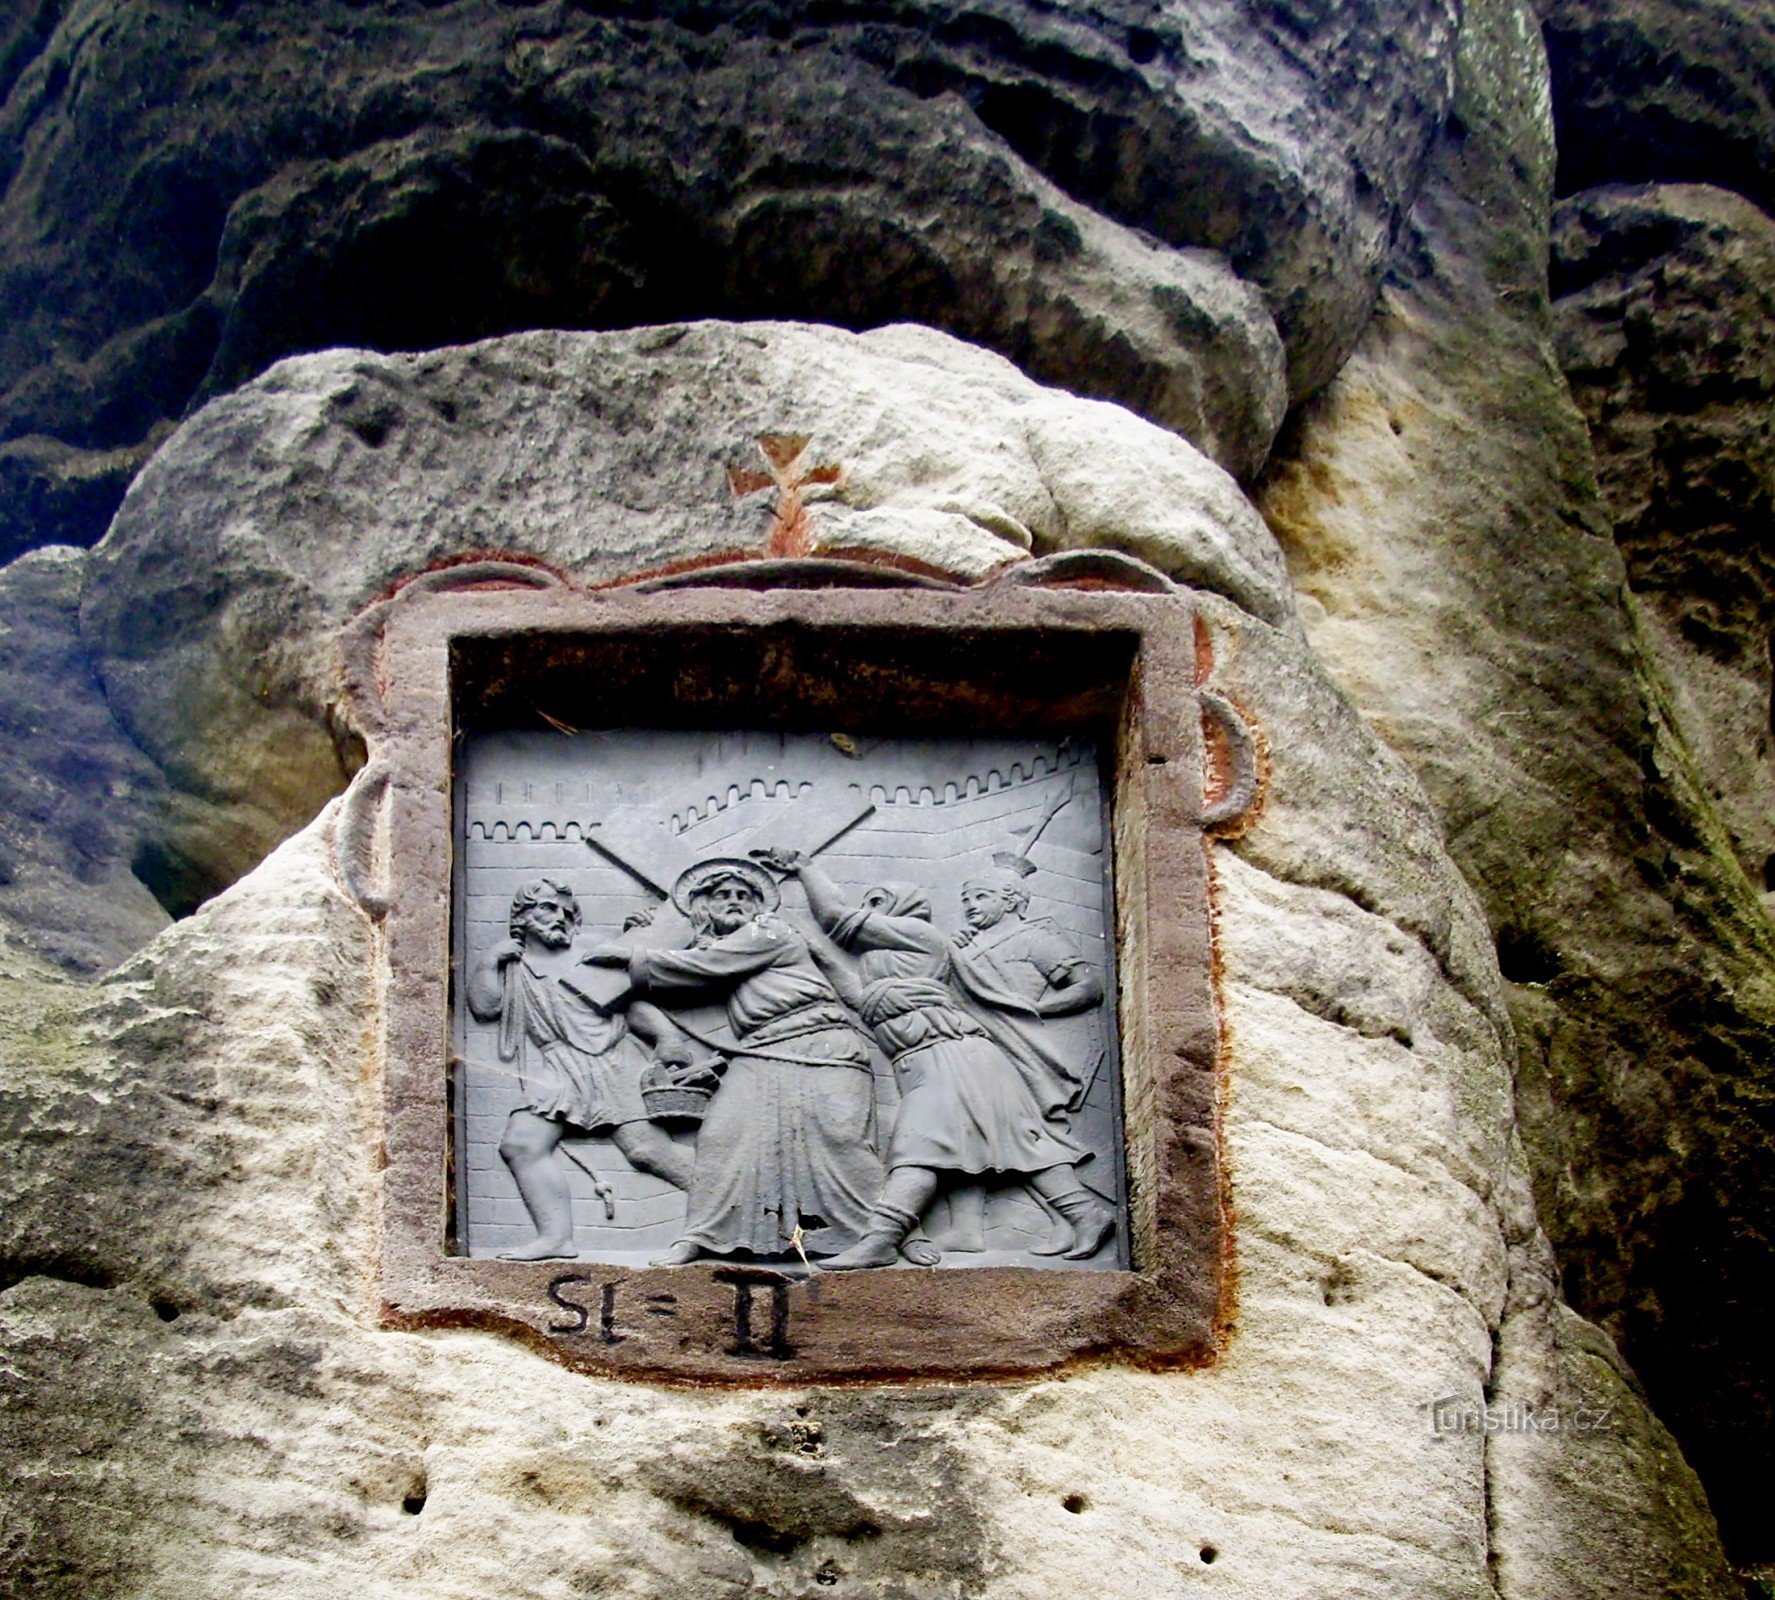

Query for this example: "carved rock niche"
[341,557,1256,1382]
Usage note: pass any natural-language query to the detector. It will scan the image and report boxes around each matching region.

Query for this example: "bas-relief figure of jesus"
[580,858,939,1267]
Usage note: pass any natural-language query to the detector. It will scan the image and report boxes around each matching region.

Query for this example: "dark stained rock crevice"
[0,0,67,110]
[1525,13,1775,1564]
[1537,14,1775,1573]
[1262,0,1775,1570]
[1553,183,1775,666]
[1544,178,1775,1552]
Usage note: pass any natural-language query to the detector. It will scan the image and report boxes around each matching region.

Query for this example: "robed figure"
[583,858,897,1266]
[946,859,1107,1120]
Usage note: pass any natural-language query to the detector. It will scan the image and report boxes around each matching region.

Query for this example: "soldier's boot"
[1046,1186,1116,1260]
[819,1201,921,1272]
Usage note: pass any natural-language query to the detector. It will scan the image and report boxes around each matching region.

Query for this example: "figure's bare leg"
[498,1111,577,1258]
[612,1121,695,1191]
[820,1167,940,1271]
[1028,1166,1116,1260]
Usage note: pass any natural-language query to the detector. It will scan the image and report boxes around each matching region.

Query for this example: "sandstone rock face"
[0,0,1758,1586]
[76,321,1292,932]
[1260,0,1775,1564]
[0,522,1734,1599]
[0,545,167,972]
[1552,181,1775,900]
[0,0,1466,555]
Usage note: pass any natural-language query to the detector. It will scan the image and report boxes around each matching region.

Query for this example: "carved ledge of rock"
[0,0,1465,553]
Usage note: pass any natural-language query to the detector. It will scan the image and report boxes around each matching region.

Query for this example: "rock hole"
[132,837,230,922]
[1061,1493,1088,1514]
[1322,1261,1357,1306]
[1496,924,1560,986]
[1147,753,1168,765]
[0,1256,115,1294]
[347,412,394,450]
[1033,210,1083,262]
[1763,853,1775,892]
[1126,26,1161,63]
[1200,1544,1218,1563]
[814,1561,842,1587]
[151,1296,181,1322]
[728,1518,805,1557]
[402,1481,427,1515]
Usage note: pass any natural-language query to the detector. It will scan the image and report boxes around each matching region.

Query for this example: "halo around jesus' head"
[670,856,783,917]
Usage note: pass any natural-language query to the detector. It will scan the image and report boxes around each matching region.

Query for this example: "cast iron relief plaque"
[338,550,1259,1381]
[457,730,1123,1271]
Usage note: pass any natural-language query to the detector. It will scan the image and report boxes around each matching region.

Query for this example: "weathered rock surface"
[73,320,1292,937]
[0,592,1734,1599]
[0,0,1756,1583]
[0,545,167,972]
[1552,180,1775,899]
[1260,0,1775,1565]
[0,0,1467,555]
[1543,0,1775,214]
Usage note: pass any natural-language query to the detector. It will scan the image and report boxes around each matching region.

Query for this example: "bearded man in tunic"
[465,877,710,1260]
[753,850,1116,1270]
[581,858,906,1267]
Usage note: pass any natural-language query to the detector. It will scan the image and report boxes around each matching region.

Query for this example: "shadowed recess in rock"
[1544,0,1775,213]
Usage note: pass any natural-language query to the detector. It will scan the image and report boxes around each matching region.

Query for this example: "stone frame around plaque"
[339,557,1254,1383]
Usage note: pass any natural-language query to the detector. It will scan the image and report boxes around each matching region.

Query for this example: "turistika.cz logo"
[1421,1395,1618,1437]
